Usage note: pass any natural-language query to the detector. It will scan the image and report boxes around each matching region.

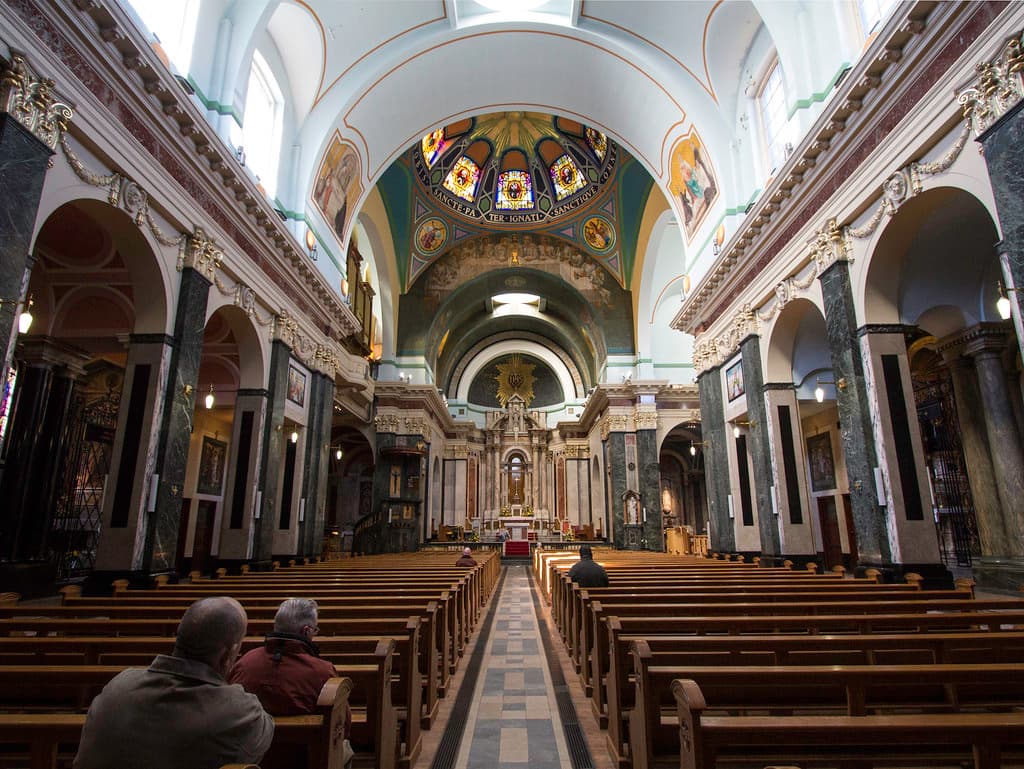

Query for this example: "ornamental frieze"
[375,414,400,433]
[634,408,659,431]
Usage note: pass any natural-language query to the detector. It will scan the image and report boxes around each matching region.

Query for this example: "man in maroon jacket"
[229,597,352,768]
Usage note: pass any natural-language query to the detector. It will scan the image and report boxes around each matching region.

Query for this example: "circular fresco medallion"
[581,215,615,253]
[415,217,448,254]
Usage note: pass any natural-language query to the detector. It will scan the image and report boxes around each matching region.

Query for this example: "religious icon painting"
[443,156,481,201]
[668,128,720,242]
[311,134,362,245]
[495,170,534,210]
[549,154,586,200]
[415,217,448,255]
[585,127,607,161]
[582,215,615,253]
[725,359,744,401]
[806,432,837,492]
[197,436,227,496]
[287,364,307,407]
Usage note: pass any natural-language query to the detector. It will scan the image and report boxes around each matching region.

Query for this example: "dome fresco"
[412,112,618,227]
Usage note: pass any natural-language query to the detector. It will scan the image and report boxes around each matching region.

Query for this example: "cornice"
[374,384,456,434]
[8,0,362,348]
[672,1,997,335]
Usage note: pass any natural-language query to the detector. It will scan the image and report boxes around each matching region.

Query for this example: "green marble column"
[253,339,291,566]
[740,335,781,560]
[697,367,735,553]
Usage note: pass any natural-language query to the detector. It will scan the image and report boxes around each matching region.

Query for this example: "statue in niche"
[623,489,641,526]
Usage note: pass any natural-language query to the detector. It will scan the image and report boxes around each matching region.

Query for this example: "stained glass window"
[549,154,586,200]
[421,129,449,168]
[495,170,534,210]
[585,128,607,161]
[443,156,481,201]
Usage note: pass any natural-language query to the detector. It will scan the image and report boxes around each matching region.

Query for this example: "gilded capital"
[1,53,73,150]
[958,32,1024,137]
[178,228,224,282]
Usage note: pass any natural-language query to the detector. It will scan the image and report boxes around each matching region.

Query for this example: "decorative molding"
[692,304,759,374]
[403,416,429,436]
[178,228,224,283]
[634,408,658,431]
[374,414,400,433]
[958,30,1024,138]
[0,52,73,150]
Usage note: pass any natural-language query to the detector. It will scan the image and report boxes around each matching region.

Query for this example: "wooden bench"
[0,676,352,769]
[628,645,1024,769]
[670,679,1024,769]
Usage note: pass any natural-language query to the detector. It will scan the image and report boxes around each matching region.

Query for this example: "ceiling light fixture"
[814,376,847,403]
[1,295,34,334]
[997,280,1023,320]
[491,292,540,305]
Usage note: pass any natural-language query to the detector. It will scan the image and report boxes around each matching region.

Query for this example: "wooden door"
[816,495,843,570]
[191,500,217,575]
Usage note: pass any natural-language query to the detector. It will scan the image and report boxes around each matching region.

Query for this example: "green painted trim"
[652,362,695,368]
[186,76,242,126]
[683,188,762,274]
[380,361,431,370]
[786,63,852,120]
[636,357,653,364]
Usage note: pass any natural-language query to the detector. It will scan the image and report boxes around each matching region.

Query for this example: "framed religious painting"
[806,432,837,492]
[725,359,744,402]
[287,364,307,407]
[197,436,227,496]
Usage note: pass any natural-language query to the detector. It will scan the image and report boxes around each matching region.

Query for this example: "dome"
[412,111,618,227]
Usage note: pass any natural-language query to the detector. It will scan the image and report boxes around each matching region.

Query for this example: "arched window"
[757,58,791,174]
[243,51,284,199]
[128,0,200,74]
[857,0,899,40]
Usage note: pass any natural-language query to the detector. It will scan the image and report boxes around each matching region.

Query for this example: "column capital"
[16,336,91,377]
[957,30,1024,139]
[177,228,223,283]
[957,321,1014,359]
[0,53,73,151]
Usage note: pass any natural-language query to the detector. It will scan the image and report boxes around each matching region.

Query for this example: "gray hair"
[274,597,319,635]
[174,596,247,666]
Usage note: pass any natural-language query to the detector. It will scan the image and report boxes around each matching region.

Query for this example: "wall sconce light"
[712,224,726,256]
[689,440,709,456]
[997,280,1024,320]
[1,295,34,334]
[290,430,299,444]
[235,146,245,166]
[335,447,343,461]
[814,376,847,403]
[340,277,349,299]
[732,419,753,439]
[204,384,215,410]
[305,229,318,261]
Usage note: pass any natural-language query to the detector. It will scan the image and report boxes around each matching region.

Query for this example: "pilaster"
[697,367,735,553]
[253,339,291,565]
[739,335,781,559]
[763,384,815,556]
[217,389,268,562]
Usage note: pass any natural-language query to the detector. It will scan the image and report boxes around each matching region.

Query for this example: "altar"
[499,516,535,540]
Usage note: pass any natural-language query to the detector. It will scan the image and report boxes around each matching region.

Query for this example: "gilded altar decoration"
[0,53,73,150]
[494,354,536,407]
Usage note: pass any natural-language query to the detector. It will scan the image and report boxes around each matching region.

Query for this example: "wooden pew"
[670,679,1024,769]
[0,677,353,769]
[628,644,1024,769]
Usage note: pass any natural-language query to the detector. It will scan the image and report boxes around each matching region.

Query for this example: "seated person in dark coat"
[74,596,274,769]
[455,547,478,567]
[230,597,353,768]
[567,544,609,587]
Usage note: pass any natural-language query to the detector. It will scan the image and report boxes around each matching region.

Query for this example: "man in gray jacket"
[74,596,274,769]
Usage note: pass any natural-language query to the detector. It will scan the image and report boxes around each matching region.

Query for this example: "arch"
[765,296,829,385]
[202,302,269,390]
[454,339,580,403]
[861,187,1002,330]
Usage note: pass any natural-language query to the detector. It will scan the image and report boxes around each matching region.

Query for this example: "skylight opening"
[492,293,540,305]
[477,0,546,12]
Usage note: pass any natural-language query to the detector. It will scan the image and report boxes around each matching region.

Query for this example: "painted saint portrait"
[806,432,837,492]
[287,364,307,407]
[415,217,448,255]
[197,436,227,496]
[582,216,615,253]
[668,129,719,242]
[725,359,744,402]
[312,135,361,243]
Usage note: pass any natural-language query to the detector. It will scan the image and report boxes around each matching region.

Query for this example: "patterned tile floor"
[415,564,613,769]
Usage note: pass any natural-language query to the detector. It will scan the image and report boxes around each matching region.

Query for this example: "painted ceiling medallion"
[494,353,536,407]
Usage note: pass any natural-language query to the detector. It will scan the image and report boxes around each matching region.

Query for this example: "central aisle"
[454,563,573,769]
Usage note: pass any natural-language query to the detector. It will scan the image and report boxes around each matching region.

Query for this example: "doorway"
[816,496,843,570]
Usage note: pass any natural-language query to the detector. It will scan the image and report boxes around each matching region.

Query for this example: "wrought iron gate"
[49,380,121,582]
[913,372,979,567]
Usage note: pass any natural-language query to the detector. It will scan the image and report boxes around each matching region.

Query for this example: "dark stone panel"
[978,99,1024,289]
[697,368,735,552]
[311,376,335,557]
[254,340,291,564]
[145,267,212,574]
[735,434,753,527]
[636,429,664,550]
[279,438,298,530]
[606,431,627,548]
[111,363,151,528]
[740,335,780,555]
[819,261,891,564]
[880,354,923,520]
[229,410,255,529]
[0,115,52,382]
[778,404,804,525]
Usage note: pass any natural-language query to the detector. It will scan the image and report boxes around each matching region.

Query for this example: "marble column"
[142,267,213,575]
[0,114,53,388]
[636,427,664,550]
[938,343,1007,557]
[310,374,335,559]
[0,338,87,563]
[530,436,540,512]
[739,335,781,560]
[253,339,291,565]
[697,367,735,553]
[965,334,1024,552]
[976,99,1024,362]
[217,389,268,563]
[818,260,890,566]
[606,430,628,548]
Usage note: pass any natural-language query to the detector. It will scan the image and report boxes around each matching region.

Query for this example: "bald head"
[174,597,247,672]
